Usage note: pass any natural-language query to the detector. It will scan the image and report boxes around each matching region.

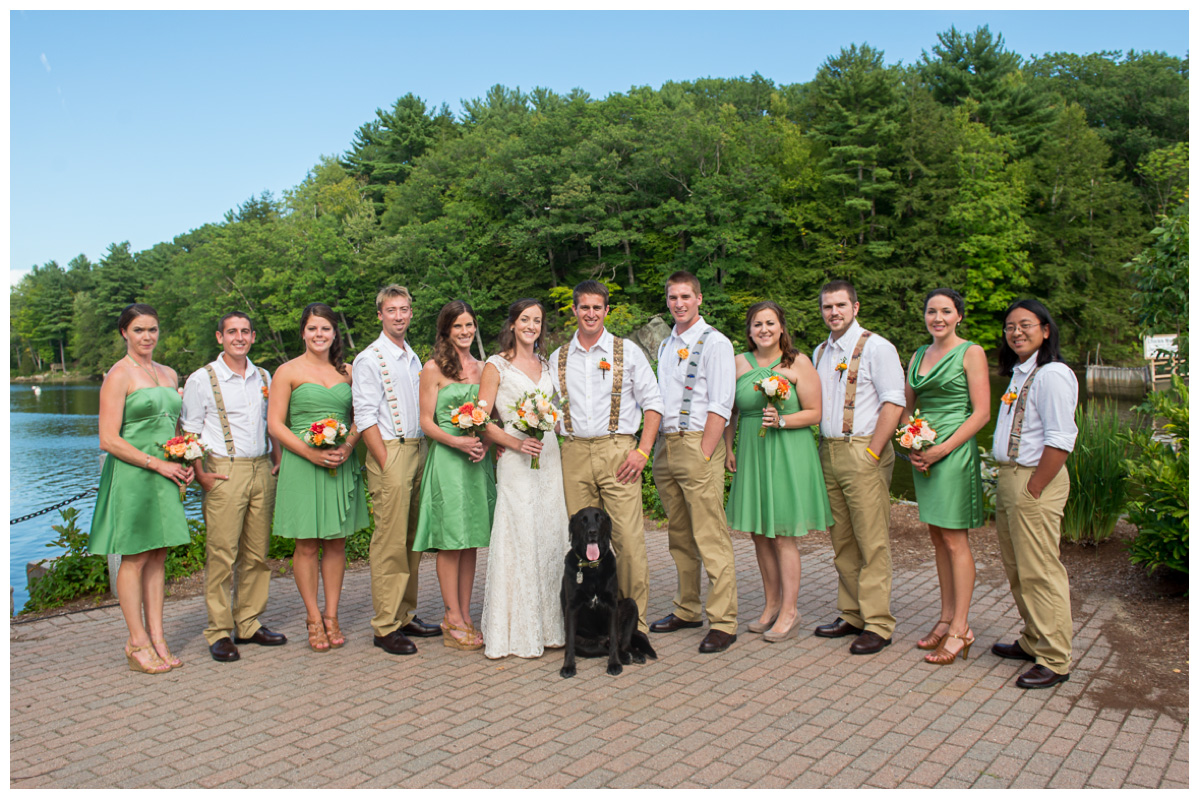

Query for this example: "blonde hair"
[375,284,413,312]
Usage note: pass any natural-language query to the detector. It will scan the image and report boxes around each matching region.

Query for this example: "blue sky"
[8,9,1190,285]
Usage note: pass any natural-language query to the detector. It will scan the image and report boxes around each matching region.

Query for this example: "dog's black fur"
[560,507,657,678]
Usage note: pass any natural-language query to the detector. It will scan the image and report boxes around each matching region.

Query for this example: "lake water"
[7,370,1126,614]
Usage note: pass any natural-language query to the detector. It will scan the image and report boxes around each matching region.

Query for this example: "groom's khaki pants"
[364,438,426,637]
[561,434,650,633]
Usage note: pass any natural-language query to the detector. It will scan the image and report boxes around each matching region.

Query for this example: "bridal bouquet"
[896,411,937,476]
[160,432,209,500]
[303,417,349,475]
[449,399,490,435]
[510,390,560,469]
[752,374,792,437]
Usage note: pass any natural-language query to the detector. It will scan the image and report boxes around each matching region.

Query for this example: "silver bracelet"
[144,454,153,469]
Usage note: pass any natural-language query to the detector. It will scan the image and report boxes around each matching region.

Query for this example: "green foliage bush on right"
[1123,378,1189,575]
[1062,403,1131,544]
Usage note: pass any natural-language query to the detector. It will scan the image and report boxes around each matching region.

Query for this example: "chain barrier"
[9,488,98,525]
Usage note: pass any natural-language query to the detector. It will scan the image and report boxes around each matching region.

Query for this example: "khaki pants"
[995,464,1073,674]
[652,432,737,634]
[364,439,427,637]
[561,434,651,633]
[202,455,276,645]
[820,437,896,638]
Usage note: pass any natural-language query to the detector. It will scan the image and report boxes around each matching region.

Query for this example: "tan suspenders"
[816,330,873,439]
[204,364,269,457]
[558,336,624,436]
[1007,364,1044,460]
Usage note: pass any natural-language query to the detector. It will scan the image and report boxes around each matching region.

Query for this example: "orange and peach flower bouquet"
[159,432,209,501]
[449,398,490,435]
[896,411,938,476]
[510,389,560,469]
[303,417,349,475]
[752,374,792,437]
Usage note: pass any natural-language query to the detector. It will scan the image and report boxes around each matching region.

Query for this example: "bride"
[478,298,569,658]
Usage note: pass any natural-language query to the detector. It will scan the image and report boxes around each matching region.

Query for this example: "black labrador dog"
[560,507,657,678]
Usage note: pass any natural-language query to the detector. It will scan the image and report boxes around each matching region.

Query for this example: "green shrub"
[1062,403,1131,544]
[164,518,208,581]
[22,507,110,614]
[641,468,666,521]
[978,445,999,521]
[1123,377,1189,575]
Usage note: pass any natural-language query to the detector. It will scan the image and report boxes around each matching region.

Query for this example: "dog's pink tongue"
[586,543,601,561]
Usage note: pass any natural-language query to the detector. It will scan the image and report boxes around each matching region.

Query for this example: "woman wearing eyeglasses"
[988,299,1078,690]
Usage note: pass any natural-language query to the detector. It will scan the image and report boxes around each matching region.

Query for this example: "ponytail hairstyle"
[495,298,547,362]
[299,302,347,375]
[744,301,798,369]
[432,300,478,381]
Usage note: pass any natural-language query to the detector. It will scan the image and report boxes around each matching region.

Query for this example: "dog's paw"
[606,662,623,677]
[630,651,646,664]
[620,651,632,665]
[560,665,576,679]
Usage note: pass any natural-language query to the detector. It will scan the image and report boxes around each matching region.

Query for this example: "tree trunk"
[547,247,558,287]
[623,238,635,286]
[474,327,488,362]
[339,312,356,351]
[59,340,66,371]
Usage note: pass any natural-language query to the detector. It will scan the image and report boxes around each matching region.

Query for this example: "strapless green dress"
[907,342,985,529]
[89,386,191,555]
[272,382,369,540]
[413,383,496,552]
[725,354,832,537]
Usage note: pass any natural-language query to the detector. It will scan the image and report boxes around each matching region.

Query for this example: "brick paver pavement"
[10,528,1188,788]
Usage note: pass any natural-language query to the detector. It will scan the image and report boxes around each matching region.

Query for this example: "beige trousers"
[364,439,426,637]
[202,455,276,645]
[561,434,651,633]
[995,464,1073,674]
[820,437,896,638]
[652,431,738,634]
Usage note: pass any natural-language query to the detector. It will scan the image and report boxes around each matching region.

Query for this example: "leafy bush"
[164,518,208,582]
[978,445,998,521]
[1062,403,1131,544]
[22,507,111,614]
[1123,377,1189,574]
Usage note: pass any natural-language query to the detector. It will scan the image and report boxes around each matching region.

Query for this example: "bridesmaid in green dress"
[90,304,193,674]
[724,302,831,642]
[267,303,368,653]
[904,288,991,665]
[413,300,496,651]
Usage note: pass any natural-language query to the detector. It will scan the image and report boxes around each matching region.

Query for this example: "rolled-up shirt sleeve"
[180,371,207,435]
[873,340,907,408]
[1037,368,1079,453]
[627,344,664,416]
[351,356,383,433]
[704,338,736,421]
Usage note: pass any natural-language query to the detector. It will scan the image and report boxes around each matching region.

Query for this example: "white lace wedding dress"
[480,355,568,659]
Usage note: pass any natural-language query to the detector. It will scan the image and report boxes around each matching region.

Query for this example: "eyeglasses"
[1003,322,1043,334]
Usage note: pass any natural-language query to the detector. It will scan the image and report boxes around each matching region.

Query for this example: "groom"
[550,280,663,642]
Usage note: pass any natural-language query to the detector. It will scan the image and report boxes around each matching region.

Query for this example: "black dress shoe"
[813,618,864,638]
[650,613,704,633]
[698,629,736,653]
[991,640,1036,662]
[209,637,240,662]
[400,617,441,638]
[234,627,287,646]
[849,630,892,654]
[1016,665,1070,689]
[373,630,418,655]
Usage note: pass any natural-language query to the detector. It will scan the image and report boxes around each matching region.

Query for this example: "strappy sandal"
[307,618,331,652]
[151,638,183,668]
[925,630,975,665]
[126,641,171,674]
[441,620,483,651]
[916,619,952,651]
[323,616,345,648]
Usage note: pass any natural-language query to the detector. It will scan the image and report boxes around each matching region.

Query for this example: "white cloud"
[40,53,51,72]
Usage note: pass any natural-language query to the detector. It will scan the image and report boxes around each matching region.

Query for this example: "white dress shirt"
[181,354,271,458]
[992,353,1079,466]
[812,319,906,439]
[657,316,736,432]
[352,333,423,440]
[549,329,664,438]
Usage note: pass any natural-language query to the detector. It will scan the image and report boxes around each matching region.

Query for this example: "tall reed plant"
[1062,402,1131,544]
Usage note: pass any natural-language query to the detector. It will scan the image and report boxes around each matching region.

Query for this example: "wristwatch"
[778,417,787,428]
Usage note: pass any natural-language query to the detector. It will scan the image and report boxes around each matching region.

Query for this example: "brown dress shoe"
[373,630,418,655]
[400,617,441,638]
[698,629,737,653]
[1016,665,1069,689]
[234,627,287,646]
[650,613,704,633]
[813,618,864,638]
[849,630,892,655]
[991,640,1036,662]
[209,637,240,662]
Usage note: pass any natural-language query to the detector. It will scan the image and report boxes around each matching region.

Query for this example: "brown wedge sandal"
[151,638,183,668]
[307,618,331,652]
[323,616,345,649]
[126,642,171,674]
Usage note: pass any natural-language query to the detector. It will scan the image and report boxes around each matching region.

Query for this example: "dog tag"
[576,570,583,584]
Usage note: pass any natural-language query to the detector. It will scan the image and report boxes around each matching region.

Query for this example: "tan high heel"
[307,618,330,652]
[151,638,183,668]
[925,630,975,665]
[441,620,483,651]
[748,613,780,635]
[323,616,345,649]
[125,642,171,674]
[917,619,951,651]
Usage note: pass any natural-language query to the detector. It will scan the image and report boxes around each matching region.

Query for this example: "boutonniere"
[835,359,848,380]
[598,358,611,372]
[261,385,270,400]
[677,347,689,364]
[1002,390,1018,412]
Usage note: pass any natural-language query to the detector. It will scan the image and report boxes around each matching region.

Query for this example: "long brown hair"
[495,298,547,361]
[744,301,798,369]
[300,302,347,375]
[432,300,478,381]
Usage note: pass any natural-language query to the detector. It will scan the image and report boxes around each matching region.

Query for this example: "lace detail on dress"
[480,353,569,658]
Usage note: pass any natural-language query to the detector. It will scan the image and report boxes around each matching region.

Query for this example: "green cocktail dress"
[89,386,191,555]
[907,342,985,529]
[272,382,369,540]
[725,354,832,537]
[413,382,496,552]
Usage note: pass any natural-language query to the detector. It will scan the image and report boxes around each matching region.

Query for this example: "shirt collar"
[375,333,415,362]
[672,316,710,346]
[213,353,257,382]
[826,319,863,353]
[1015,351,1040,375]
[570,328,613,355]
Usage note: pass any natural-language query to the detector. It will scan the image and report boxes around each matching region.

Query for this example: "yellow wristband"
[636,448,649,460]
[865,447,880,461]
[704,455,712,462]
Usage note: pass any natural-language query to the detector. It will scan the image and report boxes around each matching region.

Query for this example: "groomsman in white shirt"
[352,285,440,656]
[550,280,664,644]
[651,271,739,653]
[182,312,285,662]
[811,280,906,655]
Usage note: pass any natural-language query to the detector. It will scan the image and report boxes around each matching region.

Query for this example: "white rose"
[762,377,779,397]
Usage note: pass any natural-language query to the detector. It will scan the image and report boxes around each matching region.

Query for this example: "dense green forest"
[10,27,1189,378]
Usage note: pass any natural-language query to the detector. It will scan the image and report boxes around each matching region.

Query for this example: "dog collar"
[575,558,602,584]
